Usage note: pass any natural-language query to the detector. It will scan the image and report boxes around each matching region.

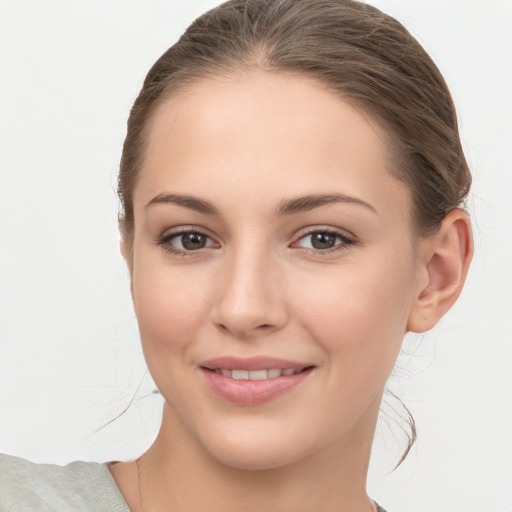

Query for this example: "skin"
[110,71,472,512]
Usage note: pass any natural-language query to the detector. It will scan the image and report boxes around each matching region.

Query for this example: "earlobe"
[407,209,473,333]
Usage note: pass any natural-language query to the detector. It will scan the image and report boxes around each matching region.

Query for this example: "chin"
[195,419,323,472]
[205,438,306,472]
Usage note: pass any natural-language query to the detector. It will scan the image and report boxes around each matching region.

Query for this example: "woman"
[0,0,478,510]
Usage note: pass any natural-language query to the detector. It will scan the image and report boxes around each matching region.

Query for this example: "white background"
[0,1,511,511]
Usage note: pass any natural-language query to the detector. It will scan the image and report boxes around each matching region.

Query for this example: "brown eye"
[310,232,338,250]
[294,230,354,253]
[158,230,218,254]
[180,232,208,250]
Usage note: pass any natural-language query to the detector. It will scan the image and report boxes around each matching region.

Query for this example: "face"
[129,71,425,470]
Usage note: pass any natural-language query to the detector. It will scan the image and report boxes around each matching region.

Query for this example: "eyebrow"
[144,192,377,216]
[276,194,377,216]
[144,193,219,215]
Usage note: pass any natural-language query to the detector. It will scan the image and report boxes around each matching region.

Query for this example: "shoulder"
[0,453,129,512]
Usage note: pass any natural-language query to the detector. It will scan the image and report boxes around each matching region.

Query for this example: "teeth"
[231,370,249,380]
[249,370,268,380]
[214,367,306,380]
[267,368,282,378]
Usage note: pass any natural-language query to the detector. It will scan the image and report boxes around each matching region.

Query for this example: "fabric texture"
[0,453,129,512]
[0,453,388,512]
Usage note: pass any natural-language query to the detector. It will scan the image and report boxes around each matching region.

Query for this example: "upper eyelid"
[155,227,220,251]
[289,227,358,255]
[292,225,356,241]
[159,225,217,240]
[156,225,356,246]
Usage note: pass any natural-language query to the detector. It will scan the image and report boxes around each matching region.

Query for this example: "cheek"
[293,254,416,376]
[131,263,217,413]
[131,257,211,364]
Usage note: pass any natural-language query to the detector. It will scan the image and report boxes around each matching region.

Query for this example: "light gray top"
[0,453,388,512]
[0,453,130,511]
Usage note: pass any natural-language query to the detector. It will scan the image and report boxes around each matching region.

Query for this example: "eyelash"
[291,229,356,256]
[156,227,218,256]
[155,227,356,257]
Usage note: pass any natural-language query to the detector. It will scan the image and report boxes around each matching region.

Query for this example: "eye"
[157,229,218,254]
[292,229,354,253]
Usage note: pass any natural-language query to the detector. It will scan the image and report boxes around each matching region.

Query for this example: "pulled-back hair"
[119,0,470,247]
[118,0,472,464]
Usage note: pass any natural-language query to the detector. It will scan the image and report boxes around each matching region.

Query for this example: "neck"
[137,402,378,512]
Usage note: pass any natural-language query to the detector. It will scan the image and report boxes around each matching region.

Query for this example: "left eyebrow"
[276,194,378,216]
[144,193,219,215]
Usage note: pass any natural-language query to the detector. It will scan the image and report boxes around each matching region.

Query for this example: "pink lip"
[199,356,315,406]
[200,356,310,371]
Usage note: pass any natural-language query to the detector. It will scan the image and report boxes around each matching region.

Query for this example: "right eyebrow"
[144,193,219,215]
[276,193,378,216]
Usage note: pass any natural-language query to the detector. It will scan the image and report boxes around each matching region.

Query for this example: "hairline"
[124,64,423,240]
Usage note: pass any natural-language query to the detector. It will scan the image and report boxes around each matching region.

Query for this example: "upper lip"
[200,356,314,371]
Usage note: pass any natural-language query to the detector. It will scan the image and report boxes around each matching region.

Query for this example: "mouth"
[203,367,312,380]
[199,357,315,405]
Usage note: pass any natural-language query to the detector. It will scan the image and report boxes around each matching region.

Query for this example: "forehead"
[135,70,410,222]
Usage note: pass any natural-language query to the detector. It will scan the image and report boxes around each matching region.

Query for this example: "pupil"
[182,233,206,250]
[311,232,336,250]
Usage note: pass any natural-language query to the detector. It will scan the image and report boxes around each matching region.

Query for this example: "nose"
[211,245,288,339]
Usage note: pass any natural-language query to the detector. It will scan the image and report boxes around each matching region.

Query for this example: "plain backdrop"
[0,1,511,511]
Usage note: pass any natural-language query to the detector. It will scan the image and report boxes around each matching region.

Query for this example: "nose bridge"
[213,239,285,337]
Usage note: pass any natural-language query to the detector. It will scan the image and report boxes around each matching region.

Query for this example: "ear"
[407,209,473,333]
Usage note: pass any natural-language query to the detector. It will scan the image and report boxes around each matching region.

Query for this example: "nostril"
[218,322,268,332]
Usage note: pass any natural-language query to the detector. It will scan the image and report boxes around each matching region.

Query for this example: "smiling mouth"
[204,367,313,380]
[200,364,315,405]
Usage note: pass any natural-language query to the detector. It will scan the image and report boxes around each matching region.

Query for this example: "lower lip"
[201,368,313,405]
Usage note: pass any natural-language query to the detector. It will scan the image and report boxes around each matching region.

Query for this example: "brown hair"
[119,0,470,247]
[117,0,471,463]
